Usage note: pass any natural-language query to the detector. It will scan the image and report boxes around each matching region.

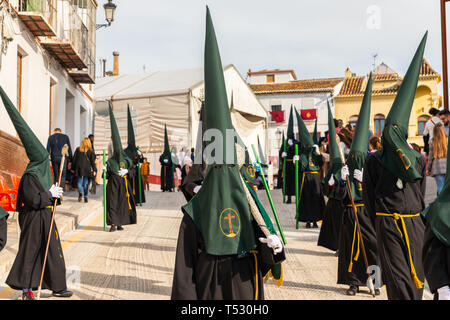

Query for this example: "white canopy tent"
[94,65,268,177]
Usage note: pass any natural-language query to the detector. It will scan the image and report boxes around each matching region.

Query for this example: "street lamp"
[97,0,117,30]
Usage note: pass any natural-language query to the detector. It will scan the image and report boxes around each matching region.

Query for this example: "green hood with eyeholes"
[374,32,427,183]
[323,101,343,191]
[181,7,257,256]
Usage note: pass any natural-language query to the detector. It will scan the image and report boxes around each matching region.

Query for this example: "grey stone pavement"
[0,177,438,300]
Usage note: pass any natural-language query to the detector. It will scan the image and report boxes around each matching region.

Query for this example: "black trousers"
[51,157,67,186]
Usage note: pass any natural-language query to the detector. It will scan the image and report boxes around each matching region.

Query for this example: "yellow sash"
[346,203,364,272]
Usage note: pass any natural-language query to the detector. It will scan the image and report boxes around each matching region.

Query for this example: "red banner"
[301,109,317,120]
[269,111,285,123]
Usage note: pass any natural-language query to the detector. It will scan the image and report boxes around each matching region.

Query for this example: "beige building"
[334,59,442,147]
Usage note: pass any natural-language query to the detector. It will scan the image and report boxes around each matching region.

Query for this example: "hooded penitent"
[374,32,427,183]
[107,102,131,175]
[346,73,373,201]
[295,107,319,171]
[241,148,257,185]
[0,86,52,191]
[323,101,343,184]
[287,106,294,141]
[313,118,318,145]
[124,105,139,165]
[278,131,285,170]
[181,7,257,256]
[160,125,173,165]
[422,132,450,246]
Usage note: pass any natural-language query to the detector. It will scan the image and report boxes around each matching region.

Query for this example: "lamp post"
[441,0,450,110]
[97,0,117,30]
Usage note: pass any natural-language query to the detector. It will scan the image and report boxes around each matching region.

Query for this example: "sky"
[96,0,446,92]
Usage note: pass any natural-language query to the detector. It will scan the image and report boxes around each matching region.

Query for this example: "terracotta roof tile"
[420,58,439,76]
[250,78,343,94]
[248,69,298,80]
[338,76,365,96]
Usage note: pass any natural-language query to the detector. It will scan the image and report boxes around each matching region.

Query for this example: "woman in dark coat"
[72,137,97,203]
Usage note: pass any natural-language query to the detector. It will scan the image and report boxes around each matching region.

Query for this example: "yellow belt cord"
[346,204,364,272]
[297,171,318,208]
[164,166,167,187]
[376,212,424,289]
[45,206,53,209]
[132,176,136,195]
[123,177,132,210]
[250,250,259,300]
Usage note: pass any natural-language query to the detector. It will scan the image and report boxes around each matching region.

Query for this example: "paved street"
[0,177,438,300]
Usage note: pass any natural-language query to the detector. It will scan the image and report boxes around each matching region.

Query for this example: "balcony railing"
[17,0,57,36]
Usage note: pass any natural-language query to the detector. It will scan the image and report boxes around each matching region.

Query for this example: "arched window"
[418,115,430,135]
[349,115,358,128]
[374,114,385,136]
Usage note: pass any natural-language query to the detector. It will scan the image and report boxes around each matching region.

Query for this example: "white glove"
[163,159,169,164]
[281,152,287,158]
[288,139,293,146]
[119,168,128,177]
[293,155,300,162]
[341,165,349,181]
[354,169,363,183]
[259,235,283,254]
[328,175,335,186]
[438,286,450,300]
[137,150,142,156]
[313,144,320,155]
[49,184,63,198]
[193,185,201,194]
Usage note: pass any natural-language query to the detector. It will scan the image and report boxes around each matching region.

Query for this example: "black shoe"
[52,290,73,298]
[286,197,292,204]
[84,197,88,203]
[312,222,319,228]
[22,291,35,300]
[78,193,82,202]
[117,225,124,231]
[306,222,312,229]
[109,225,116,232]
[374,288,381,296]
[346,285,359,296]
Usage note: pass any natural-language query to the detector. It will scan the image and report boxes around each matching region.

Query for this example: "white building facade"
[248,69,343,168]
[0,0,96,155]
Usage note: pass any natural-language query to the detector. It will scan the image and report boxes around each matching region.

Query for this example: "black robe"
[128,165,146,204]
[106,169,137,226]
[171,214,285,300]
[0,216,7,251]
[276,147,283,189]
[180,164,205,202]
[422,224,450,300]
[160,158,174,192]
[336,181,379,287]
[296,169,325,223]
[363,154,426,300]
[6,173,67,292]
[284,143,296,197]
[317,181,344,252]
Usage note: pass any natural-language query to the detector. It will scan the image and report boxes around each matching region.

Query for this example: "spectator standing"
[369,136,382,154]
[190,148,195,162]
[141,158,150,191]
[46,128,73,194]
[427,123,447,196]
[72,138,97,203]
[423,108,442,156]
[438,109,450,135]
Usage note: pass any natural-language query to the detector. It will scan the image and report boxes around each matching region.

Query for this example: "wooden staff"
[338,144,375,297]
[37,144,68,300]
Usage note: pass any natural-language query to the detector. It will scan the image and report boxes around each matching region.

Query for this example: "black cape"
[317,182,345,252]
[422,224,450,299]
[296,169,325,223]
[6,173,67,292]
[171,213,285,300]
[363,154,426,300]
[128,165,146,204]
[284,142,297,197]
[0,216,7,251]
[160,159,174,192]
[180,164,206,202]
[336,181,379,287]
[106,169,137,226]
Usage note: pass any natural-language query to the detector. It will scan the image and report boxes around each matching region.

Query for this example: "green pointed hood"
[124,105,138,164]
[182,6,257,256]
[0,86,52,191]
[295,107,319,171]
[324,101,343,182]
[422,133,450,246]
[0,206,9,219]
[295,107,314,148]
[313,118,318,145]
[241,148,257,184]
[287,105,294,140]
[257,135,268,168]
[107,102,131,174]
[374,32,427,183]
